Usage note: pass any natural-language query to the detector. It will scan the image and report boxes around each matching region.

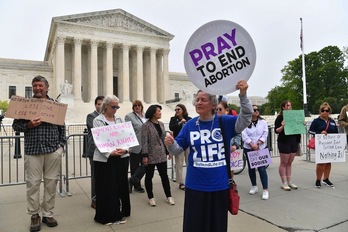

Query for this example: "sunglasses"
[321,109,330,113]
[217,108,224,111]
[253,109,259,112]
[109,105,120,110]
[133,105,141,107]
[175,108,181,111]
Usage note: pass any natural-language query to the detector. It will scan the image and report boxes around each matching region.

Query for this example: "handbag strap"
[324,120,330,132]
[218,116,233,182]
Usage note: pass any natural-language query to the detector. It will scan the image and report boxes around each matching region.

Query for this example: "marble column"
[156,50,164,103]
[136,46,144,101]
[55,36,65,97]
[150,47,157,103]
[73,38,82,100]
[121,44,130,102]
[162,49,170,103]
[104,42,113,96]
[90,40,98,102]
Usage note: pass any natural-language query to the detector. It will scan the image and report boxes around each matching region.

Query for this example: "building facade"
[0,9,266,122]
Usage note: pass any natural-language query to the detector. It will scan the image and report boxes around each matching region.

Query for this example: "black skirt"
[94,156,130,224]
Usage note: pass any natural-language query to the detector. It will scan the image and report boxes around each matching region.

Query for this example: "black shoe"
[134,187,145,193]
[128,178,133,193]
[315,180,321,188]
[30,214,41,232]
[323,178,334,187]
[42,217,58,227]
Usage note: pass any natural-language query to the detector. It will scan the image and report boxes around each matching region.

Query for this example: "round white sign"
[184,20,256,95]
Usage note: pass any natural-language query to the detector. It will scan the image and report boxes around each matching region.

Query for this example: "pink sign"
[247,148,272,169]
[91,121,139,153]
[230,149,244,171]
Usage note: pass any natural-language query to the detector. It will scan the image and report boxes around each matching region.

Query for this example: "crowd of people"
[13,75,345,232]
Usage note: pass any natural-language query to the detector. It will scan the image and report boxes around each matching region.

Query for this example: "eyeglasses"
[321,109,330,113]
[217,108,223,111]
[133,104,141,107]
[109,104,120,110]
[253,109,259,112]
[175,109,181,111]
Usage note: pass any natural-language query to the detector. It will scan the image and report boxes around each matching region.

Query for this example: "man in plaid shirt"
[12,75,66,232]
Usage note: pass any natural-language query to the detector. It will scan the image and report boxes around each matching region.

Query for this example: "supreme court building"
[0,9,200,122]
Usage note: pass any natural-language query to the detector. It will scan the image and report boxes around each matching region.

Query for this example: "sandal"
[179,183,185,190]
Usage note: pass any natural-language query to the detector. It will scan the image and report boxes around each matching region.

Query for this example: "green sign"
[283,110,306,135]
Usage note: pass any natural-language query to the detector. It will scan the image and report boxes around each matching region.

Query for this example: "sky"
[0,0,347,97]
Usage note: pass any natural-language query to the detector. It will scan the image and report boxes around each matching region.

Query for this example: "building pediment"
[53,9,173,38]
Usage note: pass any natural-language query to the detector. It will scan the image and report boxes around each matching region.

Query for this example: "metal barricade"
[0,135,25,186]
[62,133,90,196]
[0,123,313,190]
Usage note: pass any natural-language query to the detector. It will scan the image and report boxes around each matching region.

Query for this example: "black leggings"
[144,161,171,199]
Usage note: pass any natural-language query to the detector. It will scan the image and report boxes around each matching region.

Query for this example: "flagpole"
[300,18,310,117]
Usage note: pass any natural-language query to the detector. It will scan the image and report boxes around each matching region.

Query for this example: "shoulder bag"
[219,116,240,215]
[307,120,330,149]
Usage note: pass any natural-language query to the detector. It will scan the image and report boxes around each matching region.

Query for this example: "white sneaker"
[281,183,291,191]
[262,190,269,200]
[166,197,175,205]
[288,183,298,190]
[249,186,258,195]
[149,198,156,207]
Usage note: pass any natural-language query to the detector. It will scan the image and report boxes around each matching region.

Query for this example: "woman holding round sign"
[242,105,269,200]
[308,102,338,188]
[165,80,252,232]
[274,100,301,191]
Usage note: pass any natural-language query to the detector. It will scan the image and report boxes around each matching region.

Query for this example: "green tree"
[265,45,348,114]
[0,100,9,114]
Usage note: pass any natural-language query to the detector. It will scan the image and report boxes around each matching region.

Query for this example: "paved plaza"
[1,156,348,232]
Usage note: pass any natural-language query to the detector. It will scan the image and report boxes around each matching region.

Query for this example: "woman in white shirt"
[242,105,269,200]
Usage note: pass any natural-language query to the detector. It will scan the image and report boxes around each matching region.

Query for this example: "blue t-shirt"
[175,114,237,192]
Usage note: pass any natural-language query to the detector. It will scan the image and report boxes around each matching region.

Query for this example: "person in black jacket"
[169,104,191,190]
[86,95,104,209]
[308,102,338,188]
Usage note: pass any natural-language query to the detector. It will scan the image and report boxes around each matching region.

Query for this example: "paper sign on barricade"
[6,95,67,126]
[247,148,272,169]
[283,110,306,135]
[315,133,346,164]
[230,149,244,171]
[91,121,139,153]
[184,20,256,95]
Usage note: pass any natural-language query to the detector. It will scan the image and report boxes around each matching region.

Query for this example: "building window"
[9,86,16,99]
[25,87,32,98]
[175,93,179,100]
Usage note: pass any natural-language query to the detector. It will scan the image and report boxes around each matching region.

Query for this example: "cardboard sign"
[91,121,139,153]
[6,96,67,126]
[315,133,346,163]
[283,110,306,135]
[230,149,244,171]
[247,148,272,169]
[184,20,256,95]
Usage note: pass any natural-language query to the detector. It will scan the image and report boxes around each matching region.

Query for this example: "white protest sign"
[91,121,139,153]
[184,20,256,95]
[230,149,244,171]
[247,148,272,169]
[315,133,346,163]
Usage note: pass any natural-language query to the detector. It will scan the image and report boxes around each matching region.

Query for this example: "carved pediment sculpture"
[55,9,172,37]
